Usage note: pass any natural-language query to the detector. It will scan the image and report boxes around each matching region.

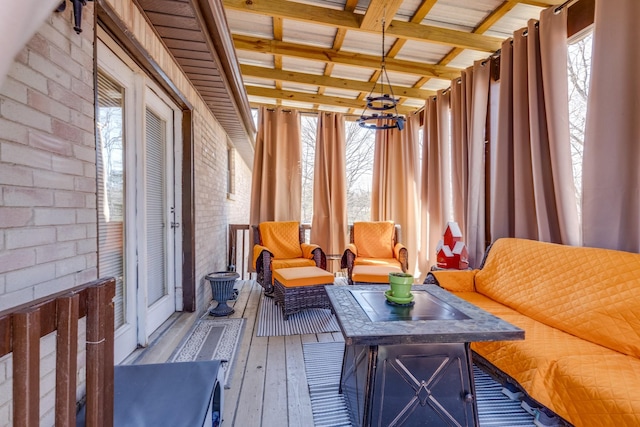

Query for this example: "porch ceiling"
[136,0,256,165]
[135,0,567,143]
[221,0,563,115]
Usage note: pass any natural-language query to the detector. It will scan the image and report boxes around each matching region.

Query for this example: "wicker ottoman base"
[273,267,334,320]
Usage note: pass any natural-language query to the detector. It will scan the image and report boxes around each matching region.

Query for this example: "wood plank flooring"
[223,279,343,426]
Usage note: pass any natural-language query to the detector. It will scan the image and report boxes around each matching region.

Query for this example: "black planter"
[206,271,239,317]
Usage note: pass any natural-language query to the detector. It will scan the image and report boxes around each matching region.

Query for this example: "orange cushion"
[353,221,395,259]
[273,266,334,287]
[259,221,303,259]
[547,354,640,426]
[272,258,315,270]
[475,238,640,358]
[354,257,401,268]
[352,264,402,283]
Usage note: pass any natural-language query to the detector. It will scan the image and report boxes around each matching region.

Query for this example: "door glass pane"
[146,108,167,306]
[97,71,126,328]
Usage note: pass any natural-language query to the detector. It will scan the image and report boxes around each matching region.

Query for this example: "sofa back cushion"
[259,221,303,259]
[353,221,395,259]
[475,238,640,358]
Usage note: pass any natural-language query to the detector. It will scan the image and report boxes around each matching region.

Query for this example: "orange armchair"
[252,221,327,295]
[340,221,408,285]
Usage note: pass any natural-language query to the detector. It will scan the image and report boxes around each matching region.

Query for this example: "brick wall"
[0,5,95,425]
[0,0,253,423]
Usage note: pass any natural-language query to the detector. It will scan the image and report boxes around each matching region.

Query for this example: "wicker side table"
[206,271,239,317]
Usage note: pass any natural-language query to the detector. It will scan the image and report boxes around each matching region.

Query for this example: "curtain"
[310,112,348,257]
[420,91,451,277]
[249,106,301,225]
[465,61,491,268]
[0,0,63,88]
[491,7,580,247]
[371,115,420,277]
[582,0,640,252]
[450,73,469,236]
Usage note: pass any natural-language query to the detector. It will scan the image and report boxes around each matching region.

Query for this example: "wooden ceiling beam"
[245,86,416,114]
[240,64,435,100]
[360,0,404,31]
[223,0,503,52]
[232,35,462,80]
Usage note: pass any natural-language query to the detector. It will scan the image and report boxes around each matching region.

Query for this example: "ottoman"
[352,264,402,284]
[273,266,334,320]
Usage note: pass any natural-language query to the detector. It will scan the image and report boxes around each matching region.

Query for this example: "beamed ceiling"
[133,0,570,149]
[221,0,564,115]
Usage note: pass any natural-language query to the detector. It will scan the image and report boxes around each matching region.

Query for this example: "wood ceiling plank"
[144,12,200,31]
[223,0,502,52]
[360,0,404,31]
[154,26,206,43]
[232,35,461,79]
[246,86,415,114]
[240,64,434,99]
[163,39,210,52]
[137,0,194,17]
[170,49,213,61]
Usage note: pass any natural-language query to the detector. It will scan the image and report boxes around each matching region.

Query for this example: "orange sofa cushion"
[353,221,395,259]
[259,221,303,259]
[475,238,640,358]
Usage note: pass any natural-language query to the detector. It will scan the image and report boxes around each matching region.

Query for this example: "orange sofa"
[427,238,640,427]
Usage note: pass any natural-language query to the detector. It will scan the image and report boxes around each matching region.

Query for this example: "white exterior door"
[97,36,182,362]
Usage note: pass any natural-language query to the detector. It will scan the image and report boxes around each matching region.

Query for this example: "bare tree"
[567,32,593,210]
[299,115,376,225]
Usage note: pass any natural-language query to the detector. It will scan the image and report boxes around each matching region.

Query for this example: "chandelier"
[357,17,405,131]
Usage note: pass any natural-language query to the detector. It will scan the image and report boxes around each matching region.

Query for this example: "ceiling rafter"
[360,0,404,31]
[246,86,416,114]
[241,64,435,100]
[232,35,462,80]
[222,0,503,52]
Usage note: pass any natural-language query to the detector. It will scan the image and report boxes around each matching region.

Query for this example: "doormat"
[256,293,340,336]
[170,318,245,389]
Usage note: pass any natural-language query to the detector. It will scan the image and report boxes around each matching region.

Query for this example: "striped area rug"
[256,293,340,336]
[303,342,535,427]
[303,341,351,427]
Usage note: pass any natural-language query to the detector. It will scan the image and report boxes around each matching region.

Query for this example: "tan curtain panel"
[371,116,420,277]
[450,72,469,236]
[249,106,302,225]
[420,91,451,277]
[491,8,580,246]
[310,112,348,256]
[465,61,491,268]
[582,0,640,252]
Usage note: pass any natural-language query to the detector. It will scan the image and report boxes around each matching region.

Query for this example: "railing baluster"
[56,293,79,427]
[13,308,41,427]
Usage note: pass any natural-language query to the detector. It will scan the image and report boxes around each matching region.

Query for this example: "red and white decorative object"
[435,222,469,270]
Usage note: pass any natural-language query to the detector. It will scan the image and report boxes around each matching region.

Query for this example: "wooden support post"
[103,280,116,427]
[55,294,79,427]
[13,308,41,427]
[86,284,106,427]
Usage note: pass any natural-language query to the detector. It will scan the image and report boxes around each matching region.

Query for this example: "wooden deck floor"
[221,279,344,426]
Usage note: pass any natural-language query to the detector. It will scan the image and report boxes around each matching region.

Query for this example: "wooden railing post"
[104,280,115,427]
[13,308,41,427]
[55,293,79,427]
[86,283,107,427]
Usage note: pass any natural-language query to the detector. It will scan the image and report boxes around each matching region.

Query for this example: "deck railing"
[228,223,344,279]
[0,277,115,427]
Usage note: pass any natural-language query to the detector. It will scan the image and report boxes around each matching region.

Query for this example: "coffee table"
[325,284,524,427]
